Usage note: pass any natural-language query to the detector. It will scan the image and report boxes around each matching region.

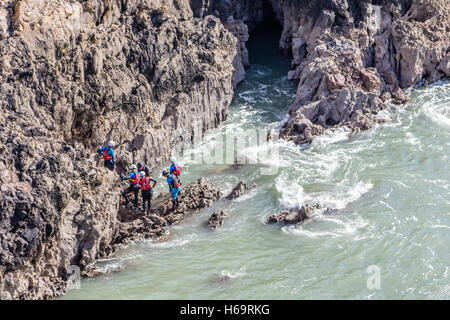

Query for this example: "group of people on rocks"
[97,141,182,213]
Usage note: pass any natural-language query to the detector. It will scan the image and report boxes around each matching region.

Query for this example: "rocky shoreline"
[1,0,449,299]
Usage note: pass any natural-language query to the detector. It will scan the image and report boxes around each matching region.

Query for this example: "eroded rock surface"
[83,177,221,275]
[1,0,449,300]
[225,181,256,200]
[113,178,220,244]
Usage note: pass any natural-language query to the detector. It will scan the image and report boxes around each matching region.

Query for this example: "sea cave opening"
[245,1,292,75]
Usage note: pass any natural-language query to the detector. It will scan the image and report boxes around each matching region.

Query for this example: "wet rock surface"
[225,181,256,200]
[208,209,230,230]
[267,204,320,226]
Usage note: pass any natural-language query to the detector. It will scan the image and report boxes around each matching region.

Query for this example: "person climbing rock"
[162,169,180,211]
[137,162,152,177]
[97,141,116,171]
[139,171,157,214]
[169,156,182,185]
[120,164,140,209]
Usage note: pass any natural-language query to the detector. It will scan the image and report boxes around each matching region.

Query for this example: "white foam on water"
[404,132,421,146]
[92,262,125,275]
[276,168,373,210]
[281,213,369,239]
[373,107,393,121]
[422,101,450,128]
[215,266,247,280]
[238,90,257,103]
[146,233,198,249]
[414,81,450,129]
[429,224,450,230]
[275,172,306,208]
[310,126,352,148]
[243,141,294,170]
[249,65,273,78]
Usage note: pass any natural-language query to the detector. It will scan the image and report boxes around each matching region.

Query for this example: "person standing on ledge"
[97,141,116,171]
[162,169,180,211]
[169,156,182,185]
[120,164,140,209]
[139,171,157,214]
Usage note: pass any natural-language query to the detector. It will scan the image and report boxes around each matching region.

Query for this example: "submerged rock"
[212,274,232,282]
[208,209,230,230]
[267,204,320,226]
[83,263,126,278]
[225,181,256,200]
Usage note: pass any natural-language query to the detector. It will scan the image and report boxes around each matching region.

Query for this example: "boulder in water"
[208,209,230,230]
[226,181,256,200]
[267,204,320,225]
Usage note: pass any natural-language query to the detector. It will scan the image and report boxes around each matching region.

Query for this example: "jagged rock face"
[1,0,449,300]
[0,136,120,299]
[1,0,239,165]
[197,0,449,144]
[0,0,239,300]
[277,0,449,144]
[84,178,221,276]
[225,181,256,200]
[112,178,221,246]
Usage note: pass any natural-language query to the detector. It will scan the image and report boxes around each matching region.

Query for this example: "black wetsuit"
[140,177,157,212]
[120,172,140,207]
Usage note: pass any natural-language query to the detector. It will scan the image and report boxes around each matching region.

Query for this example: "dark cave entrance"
[246,1,291,71]
[262,0,276,22]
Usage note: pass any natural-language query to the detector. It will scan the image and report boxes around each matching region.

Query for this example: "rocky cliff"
[275,0,449,143]
[0,0,241,299]
[194,0,449,143]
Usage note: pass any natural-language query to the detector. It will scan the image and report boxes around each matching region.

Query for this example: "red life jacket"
[102,148,112,161]
[173,164,182,176]
[140,177,153,191]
